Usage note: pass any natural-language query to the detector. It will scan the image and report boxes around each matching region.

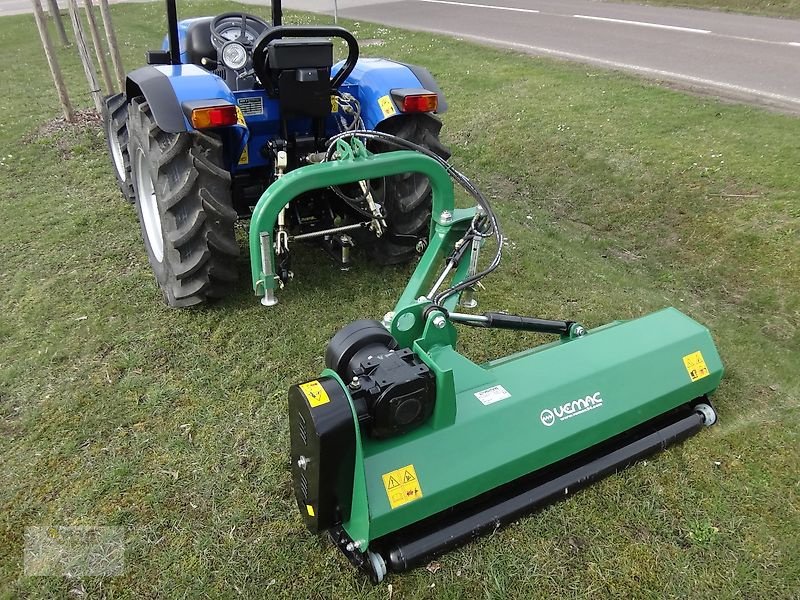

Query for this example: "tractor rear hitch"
[249,139,458,307]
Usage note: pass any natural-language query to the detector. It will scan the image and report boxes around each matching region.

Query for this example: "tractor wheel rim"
[108,121,125,180]
[135,148,164,263]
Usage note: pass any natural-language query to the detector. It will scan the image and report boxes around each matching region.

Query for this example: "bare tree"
[84,0,114,93]
[32,0,75,121]
[67,0,103,113]
[97,0,125,91]
[45,0,70,47]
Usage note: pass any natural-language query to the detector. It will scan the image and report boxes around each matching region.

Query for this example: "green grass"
[616,0,800,18]
[1,1,799,597]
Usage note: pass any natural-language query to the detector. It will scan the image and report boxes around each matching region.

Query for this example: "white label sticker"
[474,385,511,406]
[238,96,264,117]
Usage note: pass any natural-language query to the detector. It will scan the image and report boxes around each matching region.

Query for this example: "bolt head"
[440,210,453,224]
[415,239,427,253]
[432,315,447,329]
[574,326,586,337]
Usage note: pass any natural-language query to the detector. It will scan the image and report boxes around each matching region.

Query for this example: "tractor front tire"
[368,114,451,265]
[128,97,239,307]
[103,93,135,203]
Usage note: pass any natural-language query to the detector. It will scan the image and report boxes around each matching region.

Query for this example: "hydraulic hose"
[325,130,503,305]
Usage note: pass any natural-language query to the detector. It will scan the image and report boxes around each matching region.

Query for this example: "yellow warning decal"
[382,464,423,509]
[235,107,249,165]
[683,351,710,382]
[378,95,397,118]
[331,95,339,113]
[299,380,330,408]
[306,504,315,517]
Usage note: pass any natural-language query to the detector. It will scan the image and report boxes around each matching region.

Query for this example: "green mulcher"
[246,135,724,582]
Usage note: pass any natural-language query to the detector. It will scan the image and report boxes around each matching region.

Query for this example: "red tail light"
[190,105,238,129]
[400,93,438,113]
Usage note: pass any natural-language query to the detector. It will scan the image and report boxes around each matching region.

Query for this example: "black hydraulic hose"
[325,130,503,304]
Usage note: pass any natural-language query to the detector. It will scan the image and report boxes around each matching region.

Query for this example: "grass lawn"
[616,0,800,18]
[1,1,799,597]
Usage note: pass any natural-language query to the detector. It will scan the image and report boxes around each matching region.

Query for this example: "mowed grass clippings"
[1,1,798,598]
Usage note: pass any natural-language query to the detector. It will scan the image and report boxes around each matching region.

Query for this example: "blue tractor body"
[105,1,449,307]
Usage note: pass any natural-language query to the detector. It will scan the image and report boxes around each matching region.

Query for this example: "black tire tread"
[369,114,450,265]
[103,93,135,203]
[128,97,239,307]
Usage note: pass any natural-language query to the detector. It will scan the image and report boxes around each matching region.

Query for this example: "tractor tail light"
[400,93,438,113]
[190,105,238,129]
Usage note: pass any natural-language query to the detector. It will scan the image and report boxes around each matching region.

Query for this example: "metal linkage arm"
[248,140,455,306]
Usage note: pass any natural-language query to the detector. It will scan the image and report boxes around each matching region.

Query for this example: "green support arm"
[248,140,457,305]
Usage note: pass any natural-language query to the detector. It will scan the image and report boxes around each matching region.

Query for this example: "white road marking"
[415,1,800,47]
[418,0,539,15]
[420,27,800,107]
[573,14,711,34]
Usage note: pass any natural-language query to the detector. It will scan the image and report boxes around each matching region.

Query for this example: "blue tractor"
[103,0,449,307]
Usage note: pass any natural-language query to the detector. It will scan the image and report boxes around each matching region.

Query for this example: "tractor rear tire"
[127,97,239,307]
[368,114,450,265]
[103,93,135,204]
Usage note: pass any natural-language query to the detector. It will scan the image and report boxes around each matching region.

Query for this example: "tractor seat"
[184,18,216,67]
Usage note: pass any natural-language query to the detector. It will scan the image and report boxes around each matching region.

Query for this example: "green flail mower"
[245,134,724,582]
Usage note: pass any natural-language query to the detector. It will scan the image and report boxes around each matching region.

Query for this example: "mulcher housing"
[282,142,724,582]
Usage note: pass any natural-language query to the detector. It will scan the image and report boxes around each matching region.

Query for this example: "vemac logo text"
[540,392,603,427]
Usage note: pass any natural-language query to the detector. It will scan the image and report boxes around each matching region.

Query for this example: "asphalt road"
[291,0,800,113]
[4,0,799,112]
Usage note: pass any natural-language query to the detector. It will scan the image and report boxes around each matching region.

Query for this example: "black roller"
[376,403,709,572]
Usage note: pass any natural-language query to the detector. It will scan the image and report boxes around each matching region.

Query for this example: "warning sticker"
[382,464,423,509]
[235,106,247,126]
[299,380,330,408]
[235,107,249,165]
[330,95,338,113]
[474,385,511,406]
[306,504,315,517]
[683,351,710,382]
[377,95,397,118]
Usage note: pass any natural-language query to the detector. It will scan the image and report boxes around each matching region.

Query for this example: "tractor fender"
[337,58,447,130]
[125,64,238,134]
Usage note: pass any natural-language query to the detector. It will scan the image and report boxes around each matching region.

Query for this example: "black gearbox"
[326,320,436,439]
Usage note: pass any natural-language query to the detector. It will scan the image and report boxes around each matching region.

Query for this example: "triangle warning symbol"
[387,476,400,489]
[403,470,416,483]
